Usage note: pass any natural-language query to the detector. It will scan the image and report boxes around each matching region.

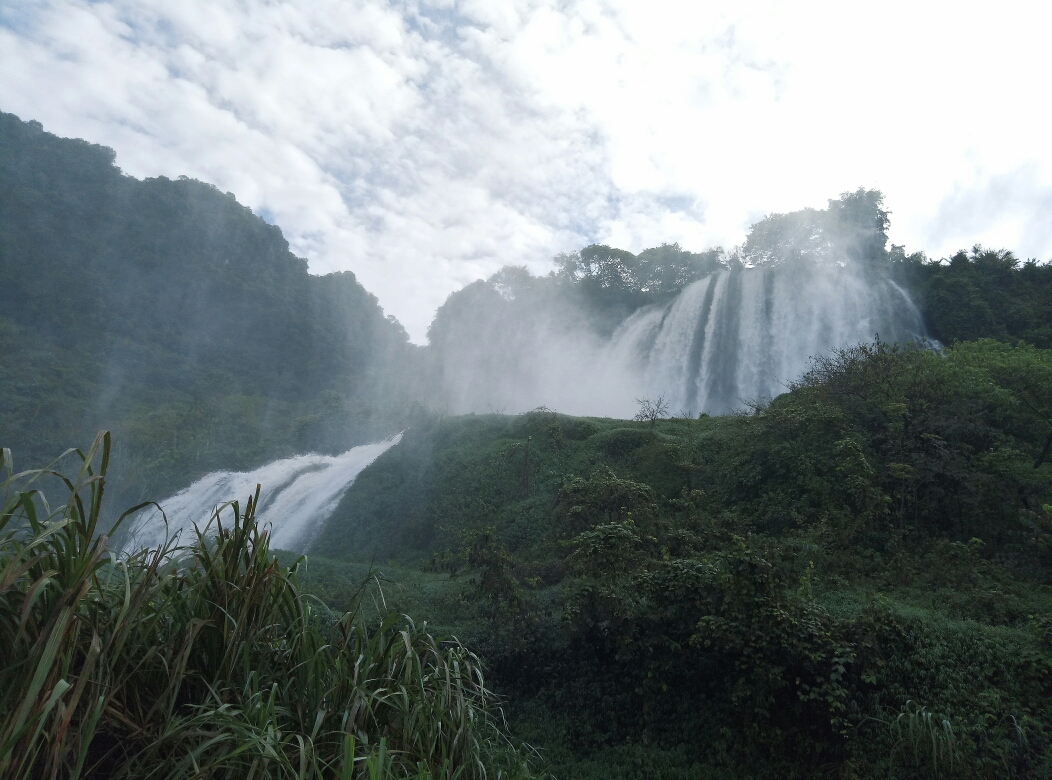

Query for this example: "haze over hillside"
[3,109,1052,780]
[5,2,1052,775]
[427,191,928,417]
[3,111,1051,503]
[1,112,421,503]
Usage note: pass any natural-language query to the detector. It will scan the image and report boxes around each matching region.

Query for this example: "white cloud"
[2,0,1050,341]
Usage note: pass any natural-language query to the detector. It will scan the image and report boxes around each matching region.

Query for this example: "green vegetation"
[0,432,533,779]
[428,188,903,352]
[0,112,421,510]
[427,191,1052,408]
[8,107,1045,507]
[5,112,1052,777]
[309,339,1052,778]
[902,245,1052,348]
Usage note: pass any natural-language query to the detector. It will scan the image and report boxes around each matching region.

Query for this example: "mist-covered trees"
[0,112,420,499]
[742,187,892,267]
[5,105,1051,511]
[555,242,723,314]
[426,190,924,416]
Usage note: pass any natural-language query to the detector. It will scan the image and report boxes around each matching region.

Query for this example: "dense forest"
[0,112,423,510]
[4,110,1050,487]
[3,112,1052,778]
[905,246,1052,349]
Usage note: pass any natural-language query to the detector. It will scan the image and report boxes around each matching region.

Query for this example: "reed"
[889,701,959,777]
[0,432,532,779]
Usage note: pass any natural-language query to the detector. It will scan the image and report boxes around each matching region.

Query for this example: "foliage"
[552,243,723,322]
[742,187,892,268]
[794,339,1052,540]
[317,339,1052,777]
[7,110,1052,778]
[902,245,1052,348]
[0,432,533,779]
[0,111,419,508]
[888,702,959,777]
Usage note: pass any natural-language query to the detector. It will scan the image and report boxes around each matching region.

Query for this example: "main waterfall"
[607,264,926,415]
[122,435,402,554]
[427,192,931,418]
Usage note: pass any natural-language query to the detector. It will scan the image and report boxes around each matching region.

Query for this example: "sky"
[2,0,1050,342]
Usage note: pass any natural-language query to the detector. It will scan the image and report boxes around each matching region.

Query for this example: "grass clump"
[0,431,532,779]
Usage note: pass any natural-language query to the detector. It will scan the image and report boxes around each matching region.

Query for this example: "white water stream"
[122,434,401,553]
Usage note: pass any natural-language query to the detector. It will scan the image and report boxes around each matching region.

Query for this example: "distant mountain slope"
[0,112,421,500]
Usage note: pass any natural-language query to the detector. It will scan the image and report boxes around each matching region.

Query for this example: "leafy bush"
[905,246,1052,349]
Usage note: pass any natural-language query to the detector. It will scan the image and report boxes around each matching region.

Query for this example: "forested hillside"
[426,191,1052,419]
[0,112,421,505]
[426,190,927,417]
[308,338,1052,777]
[904,246,1052,348]
[7,111,1047,493]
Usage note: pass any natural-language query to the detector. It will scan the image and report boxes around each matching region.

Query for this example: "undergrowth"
[308,339,1052,778]
[0,432,534,780]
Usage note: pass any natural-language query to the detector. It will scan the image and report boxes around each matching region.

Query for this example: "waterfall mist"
[427,190,929,418]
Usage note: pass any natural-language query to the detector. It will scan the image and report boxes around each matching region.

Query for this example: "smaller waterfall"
[122,435,402,554]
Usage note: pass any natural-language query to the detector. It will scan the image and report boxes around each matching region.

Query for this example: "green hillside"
[305,338,1052,777]
[0,112,422,507]
[6,109,1048,513]
[904,246,1052,348]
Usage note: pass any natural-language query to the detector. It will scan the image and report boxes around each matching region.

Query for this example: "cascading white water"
[606,264,927,415]
[122,435,402,554]
[429,194,932,418]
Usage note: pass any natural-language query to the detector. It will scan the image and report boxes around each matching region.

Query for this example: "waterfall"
[607,264,927,415]
[122,435,402,554]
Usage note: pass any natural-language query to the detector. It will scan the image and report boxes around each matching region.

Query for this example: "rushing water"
[605,264,927,415]
[122,435,402,553]
[431,258,929,419]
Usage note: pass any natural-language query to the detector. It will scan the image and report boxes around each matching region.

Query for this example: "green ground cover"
[294,339,1052,778]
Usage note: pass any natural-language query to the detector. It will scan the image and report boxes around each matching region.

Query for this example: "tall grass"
[0,432,532,779]
[889,701,959,777]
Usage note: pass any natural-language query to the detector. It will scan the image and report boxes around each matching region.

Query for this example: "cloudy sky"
[2,0,1050,341]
